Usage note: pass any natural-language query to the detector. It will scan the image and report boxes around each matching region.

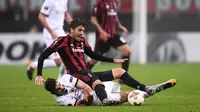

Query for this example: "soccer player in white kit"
[44,68,177,106]
[45,74,146,106]
[27,0,72,80]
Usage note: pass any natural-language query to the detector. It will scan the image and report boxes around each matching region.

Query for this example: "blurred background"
[0,0,200,65]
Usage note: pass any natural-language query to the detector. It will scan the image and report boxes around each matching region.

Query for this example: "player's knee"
[54,59,62,66]
[92,80,103,89]
[124,49,131,57]
[112,68,126,79]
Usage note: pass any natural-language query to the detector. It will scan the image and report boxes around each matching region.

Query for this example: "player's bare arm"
[91,16,110,41]
[65,11,73,24]
[38,13,58,39]
[75,79,93,105]
[116,15,128,36]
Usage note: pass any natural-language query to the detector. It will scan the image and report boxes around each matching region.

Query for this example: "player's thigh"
[104,82,121,101]
[55,28,66,37]
[74,69,99,87]
[94,38,110,54]
[109,34,130,56]
[43,29,60,59]
[94,70,114,82]
[118,44,131,56]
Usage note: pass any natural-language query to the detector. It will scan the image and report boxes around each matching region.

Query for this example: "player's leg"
[102,81,149,105]
[94,69,146,90]
[73,70,108,103]
[95,68,176,96]
[27,29,63,80]
[57,63,66,79]
[145,79,177,96]
[87,38,109,69]
[74,69,120,106]
[27,57,61,80]
[111,68,147,91]
[118,44,131,72]
[111,35,131,84]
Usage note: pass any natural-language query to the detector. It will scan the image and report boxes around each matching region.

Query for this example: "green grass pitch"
[0,63,200,112]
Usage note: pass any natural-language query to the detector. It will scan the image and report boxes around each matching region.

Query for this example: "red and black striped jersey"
[92,0,119,38]
[37,35,114,76]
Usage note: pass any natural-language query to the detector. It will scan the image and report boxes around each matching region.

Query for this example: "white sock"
[31,59,57,69]
[58,63,66,79]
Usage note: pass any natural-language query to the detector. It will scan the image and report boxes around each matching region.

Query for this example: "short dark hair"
[68,19,85,32]
[45,78,57,94]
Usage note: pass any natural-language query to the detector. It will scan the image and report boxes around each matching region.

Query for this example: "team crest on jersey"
[70,88,75,92]
[106,5,110,9]
[44,6,49,10]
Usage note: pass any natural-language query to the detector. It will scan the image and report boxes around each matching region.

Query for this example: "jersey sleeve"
[55,95,77,106]
[49,36,65,51]
[40,0,54,16]
[61,74,78,87]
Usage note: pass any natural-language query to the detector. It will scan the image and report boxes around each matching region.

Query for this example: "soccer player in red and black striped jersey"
[35,19,128,105]
[87,0,131,84]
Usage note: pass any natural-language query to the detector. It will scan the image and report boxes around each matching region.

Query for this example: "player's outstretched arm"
[35,47,54,85]
[65,11,73,24]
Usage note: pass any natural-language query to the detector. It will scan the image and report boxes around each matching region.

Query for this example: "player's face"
[55,82,66,96]
[71,25,85,41]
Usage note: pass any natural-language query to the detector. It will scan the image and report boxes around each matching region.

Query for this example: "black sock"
[94,84,107,102]
[120,72,146,91]
[122,56,130,71]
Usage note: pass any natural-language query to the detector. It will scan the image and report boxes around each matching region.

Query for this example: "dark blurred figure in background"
[87,0,131,84]
[6,1,24,21]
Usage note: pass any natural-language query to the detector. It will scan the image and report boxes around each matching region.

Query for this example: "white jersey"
[40,0,68,29]
[54,74,84,106]
[54,74,121,106]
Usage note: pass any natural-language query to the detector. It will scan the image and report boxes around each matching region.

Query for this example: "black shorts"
[94,34,127,54]
[72,69,114,87]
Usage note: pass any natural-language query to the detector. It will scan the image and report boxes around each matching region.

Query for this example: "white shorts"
[43,27,66,59]
[92,81,121,105]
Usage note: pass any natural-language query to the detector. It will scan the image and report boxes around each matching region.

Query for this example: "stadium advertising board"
[0,32,200,65]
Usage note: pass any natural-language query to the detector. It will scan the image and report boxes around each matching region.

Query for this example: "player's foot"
[101,99,122,106]
[145,79,177,96]
[118,79,124,84]
[26,60,34,80]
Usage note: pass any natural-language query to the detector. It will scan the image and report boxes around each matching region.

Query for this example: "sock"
[94,84,107,102]
[31,59,57,69]
[58,63,66,79]
[122,56,130,71]
[120,72,146,91]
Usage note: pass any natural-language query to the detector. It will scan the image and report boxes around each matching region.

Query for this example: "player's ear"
[70,28,74,33]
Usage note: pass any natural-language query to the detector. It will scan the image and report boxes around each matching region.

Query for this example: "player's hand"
[121,26,128,36]
[83,85,93,103]
[99,30,110,41]
[50,30,58,39]
[114,58,128,63]
[83,86,93,99]
[35,76,45,85]
[75,99,88,106]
